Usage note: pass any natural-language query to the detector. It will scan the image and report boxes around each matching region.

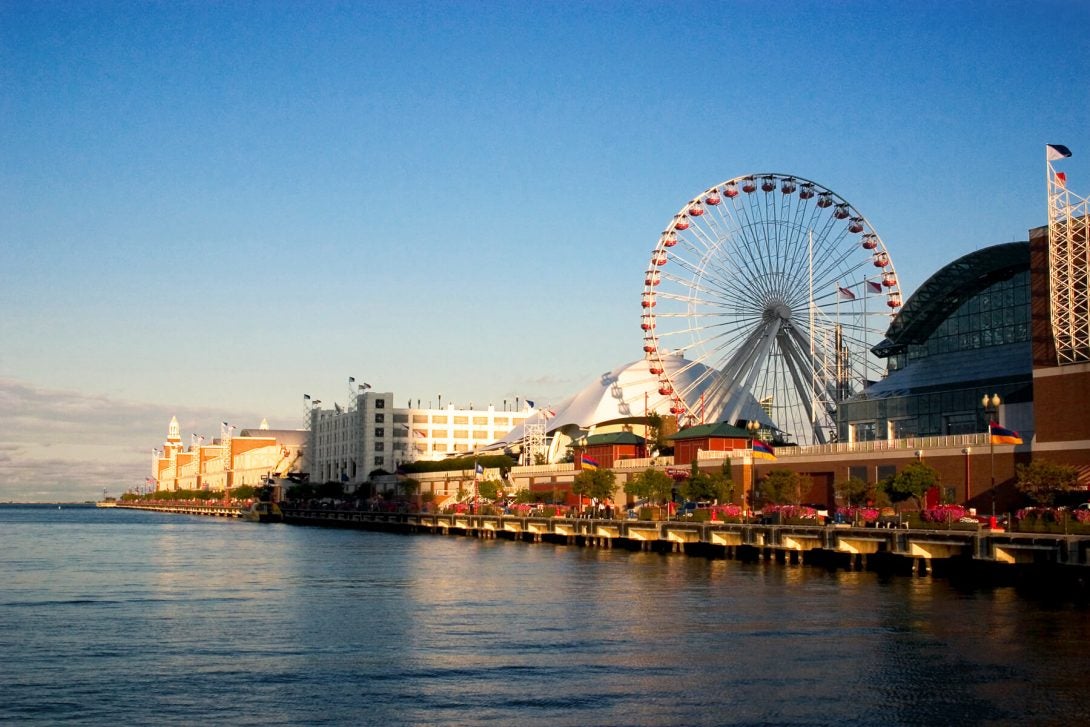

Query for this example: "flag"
[362,382,372,390]
[1056,171,1067,187]
[475,462,484,480]
[838,286,857,301]
[527,399,536,408]
[581,454,600,470]
[544,408,556,418]
[867,280,883,294]
[989,422,1023,445]
[1047,144,1072,160]
[414,429,427,438]
[752,440,777,460]
[348,376,355,383]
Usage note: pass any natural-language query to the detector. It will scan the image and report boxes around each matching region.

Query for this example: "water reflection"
[4,508,1090,725]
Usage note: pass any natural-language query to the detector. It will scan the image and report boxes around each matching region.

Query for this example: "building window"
[375,428,385,438]
[890,419,916,439]
[374,456,384,466]
[375,413,385,423]
[375,442,385,451]
[848,466,867,483]
[453,430,469,439]
[413,414,428,423]
[454,416,469,425]
[853,422,877,442]
[433,415,448,424]
[376,399,385,409]
[473,416,489,425]
[494,417,509,427]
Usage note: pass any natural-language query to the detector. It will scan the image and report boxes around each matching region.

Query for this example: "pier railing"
[278,507,1090,570]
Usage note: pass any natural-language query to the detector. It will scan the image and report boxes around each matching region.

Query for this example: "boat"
[240,501,283,523]
[95,501,117,508]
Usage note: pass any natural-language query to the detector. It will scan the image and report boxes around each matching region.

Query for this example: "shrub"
[920,505,968,523]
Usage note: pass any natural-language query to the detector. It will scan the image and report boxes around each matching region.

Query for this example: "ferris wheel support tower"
[1046,144,1090,365]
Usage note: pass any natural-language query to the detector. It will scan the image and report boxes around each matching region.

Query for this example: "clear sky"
[2,1,1088,501]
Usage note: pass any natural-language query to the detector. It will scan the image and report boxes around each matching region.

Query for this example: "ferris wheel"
[641,173,902,446]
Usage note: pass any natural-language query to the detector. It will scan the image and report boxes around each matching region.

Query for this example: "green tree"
[573,468,617,503]
[683,468,730,503]
[232,485,256,500]
[886,461,939,510]
[398,478,421,498]
[759,469,802,506]
[1015,459,1079,506]
[286,481,315,501]
[625,467,674,505]
[645,413,668,454]
[837,476,871,507]
[316,480,345,500]
[477,479,502,500]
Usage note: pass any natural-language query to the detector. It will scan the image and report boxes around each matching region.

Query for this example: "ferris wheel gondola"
[641,173,901,445]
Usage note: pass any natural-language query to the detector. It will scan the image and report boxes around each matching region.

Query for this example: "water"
[2,505,1089,726]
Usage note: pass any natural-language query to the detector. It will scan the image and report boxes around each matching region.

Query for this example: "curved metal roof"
[874,241,1029,356]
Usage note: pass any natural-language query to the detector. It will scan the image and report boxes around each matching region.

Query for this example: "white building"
[306,391,532,485]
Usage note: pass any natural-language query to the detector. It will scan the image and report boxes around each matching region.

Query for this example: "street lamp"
[746,420,760,519]
[982,393,1001,516]
[962,448,972,504]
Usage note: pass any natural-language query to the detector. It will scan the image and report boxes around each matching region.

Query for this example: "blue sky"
[2,1,1088,500]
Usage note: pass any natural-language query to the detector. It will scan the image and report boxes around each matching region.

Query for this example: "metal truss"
[1047,160,1090,365]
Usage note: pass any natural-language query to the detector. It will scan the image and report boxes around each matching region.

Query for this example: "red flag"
[838,286,856,301]
[1056,171,1067,187]
[867,280,883,294]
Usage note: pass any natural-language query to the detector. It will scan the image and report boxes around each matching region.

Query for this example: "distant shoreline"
[0,502,98,507]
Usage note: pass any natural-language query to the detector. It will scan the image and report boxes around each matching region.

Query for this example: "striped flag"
[838,286,856,301]
[752,440,777,460]
[581,455,600,470]
[867,280,883,294]
[989,423,1023,445]
[1047,144,1072,160]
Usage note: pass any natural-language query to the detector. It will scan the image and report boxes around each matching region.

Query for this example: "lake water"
[2,504,1089,725]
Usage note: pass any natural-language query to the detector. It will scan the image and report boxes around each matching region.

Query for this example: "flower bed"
[1014,508,1090,534]
[835,506,880,524]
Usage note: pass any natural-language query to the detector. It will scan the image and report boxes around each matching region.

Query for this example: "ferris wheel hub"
[763,301,792,323]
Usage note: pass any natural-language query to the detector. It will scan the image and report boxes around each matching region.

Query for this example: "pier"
[278,507,1090,574]
[116,502,242,518]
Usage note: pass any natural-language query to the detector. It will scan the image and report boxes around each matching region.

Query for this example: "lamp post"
[962,448,972,504]
[982,393,1001,517]
[746,420,760,520]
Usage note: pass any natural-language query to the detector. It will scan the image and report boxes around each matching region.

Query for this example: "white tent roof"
[491,354,773,447]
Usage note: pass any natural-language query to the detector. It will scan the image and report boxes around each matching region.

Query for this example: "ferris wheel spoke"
[780,329,833,444]
[687,221,779,303]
